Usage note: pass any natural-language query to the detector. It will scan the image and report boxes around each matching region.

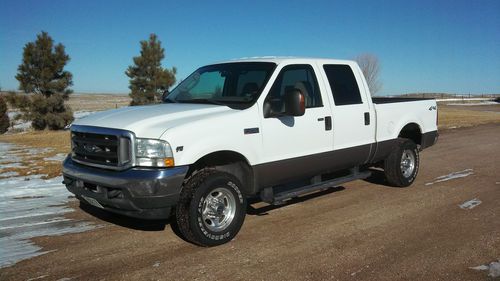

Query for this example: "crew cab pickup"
[63,57,438,246]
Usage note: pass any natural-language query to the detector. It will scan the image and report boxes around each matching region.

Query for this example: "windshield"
[165,62,276,109]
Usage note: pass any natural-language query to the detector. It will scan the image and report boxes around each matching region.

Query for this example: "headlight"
[135,138,174,167]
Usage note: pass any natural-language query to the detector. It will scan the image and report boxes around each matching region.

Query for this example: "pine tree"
[15,31,74,130]
[126,34,176,105]
[16,31,73,98]
[0,96,10,134]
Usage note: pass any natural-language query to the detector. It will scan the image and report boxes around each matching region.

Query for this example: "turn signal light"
[164,158,175,167]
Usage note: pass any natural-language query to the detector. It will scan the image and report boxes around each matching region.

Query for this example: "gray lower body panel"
[63,157,188,219]
[254,143,372,188]
[253,131,438,190]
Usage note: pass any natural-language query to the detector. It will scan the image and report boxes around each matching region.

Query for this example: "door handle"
[325,116,332,131]
[364,112,370,125]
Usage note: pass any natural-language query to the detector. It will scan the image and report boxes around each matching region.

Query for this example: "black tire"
[175,168,246,246]
[383,138,420,187]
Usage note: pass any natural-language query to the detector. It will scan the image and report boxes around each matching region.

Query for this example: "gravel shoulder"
[1,124,499,281]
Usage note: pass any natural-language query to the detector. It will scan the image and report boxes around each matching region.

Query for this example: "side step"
[260,168,371,205]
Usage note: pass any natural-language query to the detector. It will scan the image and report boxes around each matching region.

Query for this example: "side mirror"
[284,89,305,116]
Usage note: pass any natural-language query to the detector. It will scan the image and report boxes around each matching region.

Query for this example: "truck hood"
[73,103,233,138]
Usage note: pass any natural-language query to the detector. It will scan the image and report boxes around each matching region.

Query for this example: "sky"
[1,0,499,95]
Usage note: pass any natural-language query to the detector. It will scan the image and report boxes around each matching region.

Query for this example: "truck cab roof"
[215,56,356,66]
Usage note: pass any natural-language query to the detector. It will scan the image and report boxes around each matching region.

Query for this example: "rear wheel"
[384,138,420,187]
[175,168,246,246]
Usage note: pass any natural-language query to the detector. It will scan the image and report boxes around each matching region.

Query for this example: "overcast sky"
[1,0,499,95]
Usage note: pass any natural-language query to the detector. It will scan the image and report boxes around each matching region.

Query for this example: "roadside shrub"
[0,96,9,134]
[23,93,74,130]
[5,92,30,110]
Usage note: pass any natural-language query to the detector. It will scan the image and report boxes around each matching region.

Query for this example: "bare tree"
[354,53,382,96]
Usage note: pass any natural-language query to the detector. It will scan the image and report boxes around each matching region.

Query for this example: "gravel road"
[1,124,499,281]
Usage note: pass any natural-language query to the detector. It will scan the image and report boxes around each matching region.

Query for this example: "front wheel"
[175,169,246,246]
[383,138,420,187]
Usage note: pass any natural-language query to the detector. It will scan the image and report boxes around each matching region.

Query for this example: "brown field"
[437,103,500,130]
[66,93,130,111]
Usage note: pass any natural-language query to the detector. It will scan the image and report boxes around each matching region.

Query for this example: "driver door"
[258,64,334,186]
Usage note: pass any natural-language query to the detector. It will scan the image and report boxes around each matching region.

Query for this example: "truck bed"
[372,97,435,104]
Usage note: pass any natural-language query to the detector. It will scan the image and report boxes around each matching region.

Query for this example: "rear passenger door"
[321,64,376,160]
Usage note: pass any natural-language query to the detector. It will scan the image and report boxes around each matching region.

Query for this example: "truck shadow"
[79,203,192,243]
[363,168,395,187]
[79,202,169,231]
[246,186,345,216]
[78,186,348,231]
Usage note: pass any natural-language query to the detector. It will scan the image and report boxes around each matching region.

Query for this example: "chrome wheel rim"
[400,149,416,178]
[201,187,236,232]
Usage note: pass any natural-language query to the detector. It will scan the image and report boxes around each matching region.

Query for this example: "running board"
[260,168,371,205]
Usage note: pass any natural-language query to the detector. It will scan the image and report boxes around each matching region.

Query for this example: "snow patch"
[43,153,67,162]
[0,162,26,169]
[425,169,474,186]
[74,111,97,119]
[0,142,100,268]
[470,265,489,271]
[470,260,500,278]
[459,198,482,210]
[0,143,21,164]
[27,275,50,281]
[6,110,97,132]
[350,265,369,276]
[0,171,19,178]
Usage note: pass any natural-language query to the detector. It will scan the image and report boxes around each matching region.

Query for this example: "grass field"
[66,93,130,111]
[0,95,498,178]
[438,103,500,129]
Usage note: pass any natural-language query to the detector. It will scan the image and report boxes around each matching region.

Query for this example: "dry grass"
[0,130,70,153]
[438,105,500,129]
[67,94,130,111]
[0,131,70,178]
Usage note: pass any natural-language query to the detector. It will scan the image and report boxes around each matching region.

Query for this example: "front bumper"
[62,156,188,219]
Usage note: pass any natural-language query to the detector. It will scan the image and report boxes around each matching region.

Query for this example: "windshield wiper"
[176,99,226,106]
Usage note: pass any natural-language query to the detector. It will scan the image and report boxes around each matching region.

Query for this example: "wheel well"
[398,123,422,145]
[187,151,256,195]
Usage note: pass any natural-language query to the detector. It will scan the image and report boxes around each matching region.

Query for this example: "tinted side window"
[265,65,322,115]
[323,65,362,106]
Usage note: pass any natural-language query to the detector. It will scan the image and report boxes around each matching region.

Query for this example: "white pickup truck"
[63,57,438,246]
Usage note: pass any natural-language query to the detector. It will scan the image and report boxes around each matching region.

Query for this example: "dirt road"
[1,124,499,281]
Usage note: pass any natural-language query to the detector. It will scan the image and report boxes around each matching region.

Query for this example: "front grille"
[71,127,132,169]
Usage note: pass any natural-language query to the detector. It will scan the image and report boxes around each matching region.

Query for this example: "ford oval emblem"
[83,144,102,153]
